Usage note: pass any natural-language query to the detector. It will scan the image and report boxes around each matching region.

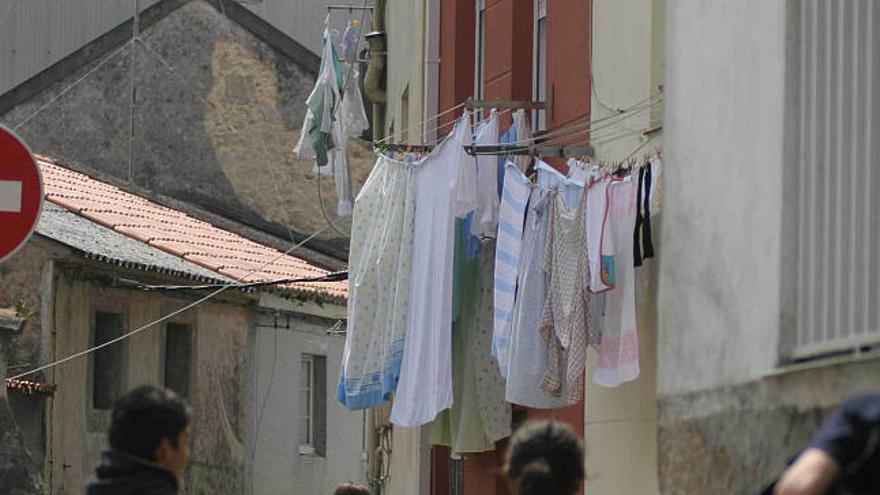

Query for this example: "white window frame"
[533,0,547,132]
[298,355,315,455]
[475,0,487,118]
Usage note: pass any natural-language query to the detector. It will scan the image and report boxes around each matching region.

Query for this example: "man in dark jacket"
[86,385,192,495]
[770,393,880,495]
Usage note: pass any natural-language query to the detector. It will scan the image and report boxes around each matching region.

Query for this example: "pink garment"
[593,178,640,388]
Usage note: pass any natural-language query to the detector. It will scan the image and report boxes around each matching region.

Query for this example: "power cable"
[8,226,330,381]
[9,40,133,131]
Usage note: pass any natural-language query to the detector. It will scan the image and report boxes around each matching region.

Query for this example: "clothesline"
[338,109,663,447]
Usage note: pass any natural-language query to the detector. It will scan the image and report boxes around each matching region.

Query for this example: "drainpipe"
[363,0,387,141]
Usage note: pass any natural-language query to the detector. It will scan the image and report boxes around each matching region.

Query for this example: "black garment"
[633,166,645,267]
[760,393,880,495]
[808,393,880,494]
[86,450,178,495]
[641,162,654,258]
[633,162,654,267]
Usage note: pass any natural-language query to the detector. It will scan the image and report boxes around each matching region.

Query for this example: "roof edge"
[35,154,347,270]
[0,0,320,116]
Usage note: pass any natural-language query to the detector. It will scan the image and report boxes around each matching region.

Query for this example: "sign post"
[0,126,44,263]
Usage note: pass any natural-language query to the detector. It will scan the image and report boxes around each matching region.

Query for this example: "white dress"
[337,154,417,409]
[391,112,478,427]
[593,178,640,388]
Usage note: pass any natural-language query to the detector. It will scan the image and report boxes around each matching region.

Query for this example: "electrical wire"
[373,101,467,145]
[315,0,370,238]
[9,40,133,131]
[8,226,330,381]
[117,271,348,291]
[463,99,662,157]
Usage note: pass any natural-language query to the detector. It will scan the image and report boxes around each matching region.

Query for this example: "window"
[401,85,410,142]
[784,0,880,360]
[92,312,125,410]
[164,323,192,399]
[533,0,547,131]
[475,0,487,112]
[298,354,326,456]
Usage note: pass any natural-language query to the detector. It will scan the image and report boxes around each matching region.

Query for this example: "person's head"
[504,420,585,495]
[333,481,370,495]
[109,385,192,478]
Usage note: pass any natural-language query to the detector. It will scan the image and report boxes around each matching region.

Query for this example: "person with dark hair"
[333,481,371,495]
[504,420,585,495]
[768,393,880,495]
[86,385,192,495]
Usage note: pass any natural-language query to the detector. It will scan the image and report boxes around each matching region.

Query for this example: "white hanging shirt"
[391,112,478,427]
[470,109,501,239]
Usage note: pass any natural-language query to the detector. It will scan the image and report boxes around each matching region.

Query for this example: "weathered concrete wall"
[247,312,366,495]
[0,237,66,495]
[1,0,374,258]
[660,0,787,397]
[658,1,880,494]
[658,356,880,495]
[48,269,251,493]
[189,301,249,494]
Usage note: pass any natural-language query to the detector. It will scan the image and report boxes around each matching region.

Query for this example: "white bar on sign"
[0,180,23,213]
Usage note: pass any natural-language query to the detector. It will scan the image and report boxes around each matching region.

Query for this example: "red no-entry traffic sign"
[0,126,44,263]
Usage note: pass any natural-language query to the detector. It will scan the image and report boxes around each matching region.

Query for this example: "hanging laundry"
[328,122,354,216]
[390,112,478,428]
[593,178,640,388]
[584,173,617,293]
[492,162,532,378]
[431,227,510,456]
[642,160,655,258]
[472,241,512,443]
[471,109,501,239]
[337,154,418,409]
[649,156,663,215]
[497,110,533,198]
[505,162,583,408]
[538,188,594,403]
[294,20,356,216]
[340,20,359,62]
[294,21,343,167]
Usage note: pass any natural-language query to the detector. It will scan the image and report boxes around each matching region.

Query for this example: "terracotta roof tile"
[37,158,347,300]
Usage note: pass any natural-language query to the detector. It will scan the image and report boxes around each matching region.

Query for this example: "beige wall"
[48,272,250,493]
[385,0,426,143]
[584,1,664,494]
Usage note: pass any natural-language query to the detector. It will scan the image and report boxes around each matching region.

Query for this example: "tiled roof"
[37,202,234,284]
[37,157,347,301]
